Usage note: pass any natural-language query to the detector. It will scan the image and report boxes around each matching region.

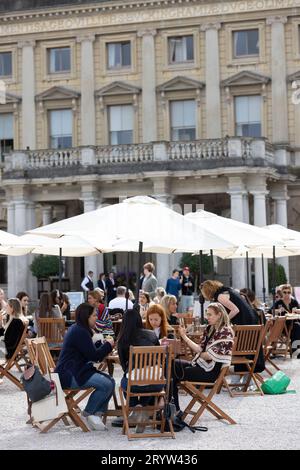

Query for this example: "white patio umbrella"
[0,229,29,248]
[27,196,250,310]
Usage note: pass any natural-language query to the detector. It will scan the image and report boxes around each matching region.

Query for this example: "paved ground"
[0,356,299,450]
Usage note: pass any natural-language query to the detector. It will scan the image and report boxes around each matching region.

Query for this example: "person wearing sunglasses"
[274,284,300,357]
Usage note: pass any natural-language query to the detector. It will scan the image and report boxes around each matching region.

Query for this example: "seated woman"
[16,291,36,337]
[139,291,154,319]
[60,292,71,321]
[145,304,174,340]
[55,303,115,431]
[161,294,180,325]
[171,302,234,415]
[240,288,266,325]
[118,307,163,433]
[88,290,114,338]
[0,298,27,360]
[273,284,300,355]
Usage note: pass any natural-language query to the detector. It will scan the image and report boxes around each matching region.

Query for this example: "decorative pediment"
[1,92,21,104]
[221,71,271,87]
[157,76,205,92]
[35,86,80,101]
[95,81,141,97]
[288,71,300,83]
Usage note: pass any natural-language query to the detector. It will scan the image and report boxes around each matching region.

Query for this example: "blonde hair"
[88,290,102,303]
[206,302,233,336]
[200,280,223,301]
[160,294,177,322]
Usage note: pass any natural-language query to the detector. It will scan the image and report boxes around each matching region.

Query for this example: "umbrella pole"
[126,251,130,311]
[261,253,266,305]
[199,250,205,325]
[59,248,62,293]
[272,245,276,317]
[135,241,143,306]
[246,251,249,290]
[210,249,214,279]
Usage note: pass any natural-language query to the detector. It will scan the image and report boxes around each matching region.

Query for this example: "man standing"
[81,271,94,298]
[142,262,158,300]
[166,269,181,301]
[180,267,194,312]
[106,272,117,304]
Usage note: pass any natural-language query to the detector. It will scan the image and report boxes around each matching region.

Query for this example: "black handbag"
[21,364,52,403]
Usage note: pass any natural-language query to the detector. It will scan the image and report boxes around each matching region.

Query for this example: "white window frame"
[108,104,134,145]
[233,29,259,58]
[234,95,262,138]
[48,46,71,75]
[107,41,131,70]
[162,29,200,71]
[48,109,73,149]
[168,35,194,65]
[170,99,196,142]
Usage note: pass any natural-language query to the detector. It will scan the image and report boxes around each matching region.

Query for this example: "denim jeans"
[121,376,163,407]
[70,372,115,415]
[180,295,194,313]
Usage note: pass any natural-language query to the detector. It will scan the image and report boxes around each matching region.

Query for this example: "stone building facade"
[0,0,300,299]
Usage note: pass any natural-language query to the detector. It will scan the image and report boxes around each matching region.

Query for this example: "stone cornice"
[0,0,298,37]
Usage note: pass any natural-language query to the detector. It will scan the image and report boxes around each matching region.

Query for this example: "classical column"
[267,17,288,147]
[77,34,96,146]
[13,201,36,297]
[42,205,52,226]
[138,29,157,142]
[201,23,221,138]
[81,187,103,281]
[228,188,248,289]
[154,192,174,288]
[272,185,290,280]
[18,40,36,150]
[7,202,16,298]
[252,190,270,299]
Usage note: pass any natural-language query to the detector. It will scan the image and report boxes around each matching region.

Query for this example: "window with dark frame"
[48,47,71,74]
[0,51,12,77]
[233,29,259,57]
[109,104,133,145]
[107,41,131,69]
[168,35,194,64]
[0,113,14,158]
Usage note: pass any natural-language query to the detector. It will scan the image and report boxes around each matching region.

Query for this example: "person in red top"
[87,290,114,337]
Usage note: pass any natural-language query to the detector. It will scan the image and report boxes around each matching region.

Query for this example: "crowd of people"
[1,262,300,434]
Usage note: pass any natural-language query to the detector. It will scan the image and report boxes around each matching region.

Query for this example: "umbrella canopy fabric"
[27,196,242,253]
[264,224,300,246]
[0,230,25,247]
[213,245,300,260]
[184,210,283,250]
[0,234,100,257]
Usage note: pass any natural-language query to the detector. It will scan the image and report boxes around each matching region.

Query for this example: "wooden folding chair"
[25,337,94,433]
[37,318,65,352]
[223,324,265,397]
[262,317,290,376]
[0,323,28,390]
[119,345,175,440]
[180,366,236,426]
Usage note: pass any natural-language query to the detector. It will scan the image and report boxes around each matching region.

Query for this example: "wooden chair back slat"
[233,325,264,356]
[37,318,65,349]
[127,346,170,387]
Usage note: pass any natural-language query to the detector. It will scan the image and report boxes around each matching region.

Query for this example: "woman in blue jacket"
[55,303,115,431]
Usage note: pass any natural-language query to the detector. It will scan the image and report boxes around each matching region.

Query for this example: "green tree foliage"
[29,255,60,279]
[268,263,287,292]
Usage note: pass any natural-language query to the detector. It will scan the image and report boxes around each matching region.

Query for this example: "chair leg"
[119,387,130,438]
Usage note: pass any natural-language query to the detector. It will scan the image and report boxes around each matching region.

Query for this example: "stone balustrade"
[4,137,274,171]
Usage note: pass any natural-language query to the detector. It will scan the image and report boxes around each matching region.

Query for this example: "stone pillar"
[272,184,290,280]
[252,190,269,299]
[201,23,221,138]
[13,201,37,297]
[138,29,157,142]
[18,40,36,150]
[42,206,52,227]
[267,17,288,148]
[81,186,103,282]
[77,34,96,146]
[7,202,16,298]
[153,190,173,288]
[228,183,248,290]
